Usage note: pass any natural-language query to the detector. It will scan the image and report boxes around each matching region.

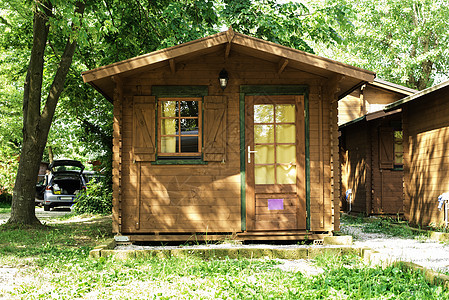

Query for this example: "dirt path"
[0,207,73,225]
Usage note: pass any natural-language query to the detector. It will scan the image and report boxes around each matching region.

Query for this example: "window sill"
[152,159,207,165]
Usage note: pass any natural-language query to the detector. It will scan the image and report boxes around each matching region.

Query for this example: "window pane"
[276,104,295,123]
[276,124,295,143]
[161,119,177,135]
[276,165,296,184]
[254,105,274,123]
[180,118,198,134]
[255,165,275,184]
[181,135,198,152]
[255,145,275,164]
[277,145,296,164]
[161,101,176,117]
[180,101,198,117]
[254,125,274,143]
[161,136,177,153]
[394,130,403,165]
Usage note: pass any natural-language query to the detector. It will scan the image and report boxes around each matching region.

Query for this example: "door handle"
[248,146,257,163]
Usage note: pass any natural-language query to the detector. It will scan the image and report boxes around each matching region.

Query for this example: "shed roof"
[82,28,375,101]
[371,78,417,95]
[339,79,415,129]
[385,80,449,111]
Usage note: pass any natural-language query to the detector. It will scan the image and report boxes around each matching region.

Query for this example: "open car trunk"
[51,174,83,195]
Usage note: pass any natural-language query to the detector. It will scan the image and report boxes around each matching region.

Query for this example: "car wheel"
[44,205,51,211]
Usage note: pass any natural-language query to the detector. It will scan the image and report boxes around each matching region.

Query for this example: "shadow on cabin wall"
[406,102,449,227]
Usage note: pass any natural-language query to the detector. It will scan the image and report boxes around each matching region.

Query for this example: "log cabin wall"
[338,83,411,126]
[363,85,403,113]
[112,50,338,236]
[340,123,369,214]
[403,88,449,226]
[340,115,404,216]
[339,81,412,217]
[338,89,363,126]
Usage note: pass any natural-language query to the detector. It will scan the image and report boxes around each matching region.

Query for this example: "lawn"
[339,213,429,239]
[0,213,447,299]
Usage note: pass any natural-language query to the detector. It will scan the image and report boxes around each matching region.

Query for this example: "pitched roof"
[82,28,376,101]
[372,78,417,95]
[385,80,449,111]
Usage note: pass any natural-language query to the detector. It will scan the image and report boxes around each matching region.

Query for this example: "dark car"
[35,160,86,211]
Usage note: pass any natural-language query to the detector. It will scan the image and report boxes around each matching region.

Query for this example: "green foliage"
[0,154,18,194]
[426,222,449,233]
[342,214,427,239]
[0,201,11,213]
[73,181,112,215]
[0,193,12,205]
[221,0,351,53]
[363,218,417,238]
[312,0,449,90]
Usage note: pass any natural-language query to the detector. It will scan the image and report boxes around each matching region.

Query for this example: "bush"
[0,192,12,204]
[73,181,112,214]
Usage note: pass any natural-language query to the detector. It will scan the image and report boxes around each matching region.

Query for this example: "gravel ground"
[340,224,449,273]
[0,206,73,225]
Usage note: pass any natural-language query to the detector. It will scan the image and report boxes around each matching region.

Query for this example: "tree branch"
[40,2,86,137]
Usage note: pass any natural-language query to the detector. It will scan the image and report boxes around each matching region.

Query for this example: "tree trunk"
[8,133,48,225]
[7,1,85,226]
[48,146,54,163]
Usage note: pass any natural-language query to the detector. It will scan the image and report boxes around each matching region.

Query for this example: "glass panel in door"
[253,104,296,185]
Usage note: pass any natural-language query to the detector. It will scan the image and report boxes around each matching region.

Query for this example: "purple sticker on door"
[268,199,284,210]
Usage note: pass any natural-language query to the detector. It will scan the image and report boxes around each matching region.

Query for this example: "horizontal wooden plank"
[123,195,240,206]
[132,204,239,214]
[122,188,240,199]
[121,178,240,191]
[254,220,297,230]
[255,213,297,222]
[127,220,241,232]
[254,184,296,194]
[256,195,296,204]
[256,205,297,215]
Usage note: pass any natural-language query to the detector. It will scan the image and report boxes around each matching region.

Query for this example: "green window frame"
[151,86,208,165]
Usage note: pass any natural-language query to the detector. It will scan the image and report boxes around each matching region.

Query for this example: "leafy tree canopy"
[309,0,449,90]
[0,0,349,166]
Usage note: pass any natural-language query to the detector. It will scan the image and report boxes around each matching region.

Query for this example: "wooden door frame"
[239,85,310,231]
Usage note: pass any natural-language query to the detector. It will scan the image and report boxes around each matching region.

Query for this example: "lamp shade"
[218,68,229,90]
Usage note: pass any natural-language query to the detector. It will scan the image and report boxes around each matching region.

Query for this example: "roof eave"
[385,80,449,111]
[82,28,375,85]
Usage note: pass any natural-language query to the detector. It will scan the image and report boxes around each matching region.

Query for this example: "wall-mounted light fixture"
[218,68,229,90]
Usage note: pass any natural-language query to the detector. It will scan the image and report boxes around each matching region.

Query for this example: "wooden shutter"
[133,96,156,161]
[203,96,227,161]
[379,127,394,169]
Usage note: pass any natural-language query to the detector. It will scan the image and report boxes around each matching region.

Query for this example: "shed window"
[158,98,202,157]
[394,130,403,167]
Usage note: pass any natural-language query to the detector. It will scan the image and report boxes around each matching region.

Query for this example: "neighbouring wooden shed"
[384,80,449,227]
[339,80,416,215]
[82,28,375,242]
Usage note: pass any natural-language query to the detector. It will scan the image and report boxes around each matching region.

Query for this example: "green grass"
[0,214,448,299]
[0,202,11,214]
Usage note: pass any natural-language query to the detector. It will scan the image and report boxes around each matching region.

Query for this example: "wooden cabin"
[384,81,449,227]
[338,79,416,126]
[82,28,375,242]
[339,80,415,215]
